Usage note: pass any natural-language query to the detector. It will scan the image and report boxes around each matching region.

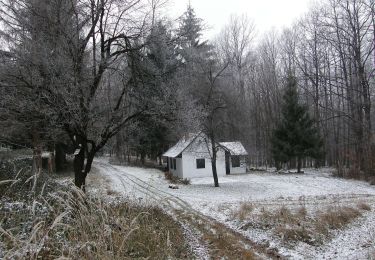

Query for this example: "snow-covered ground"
[90,158,375,259]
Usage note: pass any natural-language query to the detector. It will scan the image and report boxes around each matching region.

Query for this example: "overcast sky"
[167,0,312,39]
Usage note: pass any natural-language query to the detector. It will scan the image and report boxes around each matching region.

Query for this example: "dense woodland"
[0,0,374,187]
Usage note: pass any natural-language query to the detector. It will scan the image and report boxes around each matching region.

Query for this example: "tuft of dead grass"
[277,206,295,224]
[106,188,120,196]
[275,226,312,244]
[318,206,361,230]
[357,202,371,211]
[231,202,254,221]
[297,206,307,219]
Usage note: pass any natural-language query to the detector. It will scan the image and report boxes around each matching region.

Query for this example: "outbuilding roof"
[219,142,248,156]
[162,133,200,158]
[163,133,248,158]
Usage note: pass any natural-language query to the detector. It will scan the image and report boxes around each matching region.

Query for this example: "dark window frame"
[196,158,205,169]
[231,156,240,168]
[173,158,177,170]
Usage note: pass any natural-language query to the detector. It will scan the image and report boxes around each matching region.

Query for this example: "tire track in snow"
[94,161,211,259]
[94,161,277,259]
[95,161,196,212]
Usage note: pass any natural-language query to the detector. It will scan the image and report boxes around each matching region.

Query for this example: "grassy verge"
[0,169,190,259]
[175,209,258,260]
[232,202,370,246]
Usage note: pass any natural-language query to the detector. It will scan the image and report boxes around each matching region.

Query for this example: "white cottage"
[163,133,248,179]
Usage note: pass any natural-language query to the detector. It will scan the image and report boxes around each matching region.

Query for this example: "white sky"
[167,0,312,39]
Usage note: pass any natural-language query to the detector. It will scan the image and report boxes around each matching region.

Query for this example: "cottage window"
[173,158,177,170]
[169,158,173,170]
[196,158,205,169]
[231,156,240,168]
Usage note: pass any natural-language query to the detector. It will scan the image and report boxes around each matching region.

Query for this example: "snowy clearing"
[89,158,375,259]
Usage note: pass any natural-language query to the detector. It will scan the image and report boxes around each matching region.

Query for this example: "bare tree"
[0,0,168,189]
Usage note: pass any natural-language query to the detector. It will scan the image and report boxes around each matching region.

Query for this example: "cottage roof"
[219,142,248,156]
[162,133,200,158]
[163,133,248,157]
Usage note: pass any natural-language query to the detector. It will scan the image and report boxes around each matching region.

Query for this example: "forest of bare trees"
[214,0,375,178]
[0,0,374,187]
[246,0,375,176]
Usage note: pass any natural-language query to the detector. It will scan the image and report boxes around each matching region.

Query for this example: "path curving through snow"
[90,159,274,259]
[88,158,375,259]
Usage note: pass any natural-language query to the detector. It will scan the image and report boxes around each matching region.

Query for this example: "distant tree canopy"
[1,0,374,185]
[271,74,323,172]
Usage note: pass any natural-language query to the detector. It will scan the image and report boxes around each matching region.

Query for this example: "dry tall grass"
[231,202,254,221]
[0,170,190,259]
[236,203,366,246]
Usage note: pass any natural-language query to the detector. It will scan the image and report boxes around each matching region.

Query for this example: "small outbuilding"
[163,133,248,179]
[220,141,248,175]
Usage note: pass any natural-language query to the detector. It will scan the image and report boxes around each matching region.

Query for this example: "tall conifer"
[271,74,323,172]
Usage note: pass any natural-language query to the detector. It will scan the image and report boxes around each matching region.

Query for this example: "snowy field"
[90,158,375,259]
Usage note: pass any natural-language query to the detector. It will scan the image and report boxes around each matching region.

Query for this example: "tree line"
[0,0,374,189]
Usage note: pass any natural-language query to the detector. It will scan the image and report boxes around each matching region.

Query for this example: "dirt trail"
[93,161,280,260]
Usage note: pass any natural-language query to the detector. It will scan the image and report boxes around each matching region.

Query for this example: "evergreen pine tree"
[177,4,214,64]
[271,74,323,173]
[178,4,205,49]
[129,21,178,164]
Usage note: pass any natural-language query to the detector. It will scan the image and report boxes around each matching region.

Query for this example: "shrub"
[164,172,190,185]
[357,202,371,211]
[164,171,178,183]
[368,176,375,185]
[180,178,191,185]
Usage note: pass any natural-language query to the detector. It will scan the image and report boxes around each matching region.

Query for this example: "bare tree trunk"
[297,156,302,173]
[210,135,219,187]
[55,143,66,172]
[32,129,42,173]
[74,147,86,189]
[74,142,96,192]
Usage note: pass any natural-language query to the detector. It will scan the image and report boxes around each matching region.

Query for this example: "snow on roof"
[41,152,52,158]
[162,133,200,158]
[220,142,248,156]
